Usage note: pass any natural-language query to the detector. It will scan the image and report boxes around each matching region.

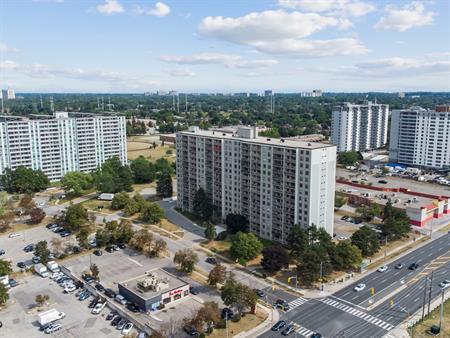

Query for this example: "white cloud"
[0,60,156,86]
[317,54,450,78]
[168,68,195,77]
[198,10,368,57]
[135,2,170,17]
[160,53,279,68]
[374,2,435,32]
[96,0,124,15]
[0,42,19,53]
[278,0,375,17]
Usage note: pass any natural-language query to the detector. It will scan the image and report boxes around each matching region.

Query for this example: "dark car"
[206,257,217,264]
[0,249,5,256]
[111,316,121,326]
[9,279,18,287]
[116,318,127,330]
[311,334,323,338]
[106,311,117,321]
[118,243,126,249]
[254,289,265,298]
[105,246,115,253]
[127,303,140,313]
[17,261,26,269]
[95,283,105,292]
[73,246,81,254]
[221,308,235,320]
[271,320,287,331]
[275,299,290,311]
[378,180,388,184]
[79,291,91,301]
[60,231,71,237]
[184,326,199,336]
[23,244,35,253]
[409,262,419,270]
[189,287,199,295]
[88,298,99,308]
[93,250,103,256]
[46,223,57,229]
[282,324,295,336]
[105,288,116,298]
[82,274,94,283]
[39,322,54,332]
[32,256,40,264]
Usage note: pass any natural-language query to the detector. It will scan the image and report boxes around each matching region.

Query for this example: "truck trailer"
[37,309,65,326]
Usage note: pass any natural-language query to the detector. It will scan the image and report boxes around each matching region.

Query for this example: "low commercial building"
[118,269,190,312]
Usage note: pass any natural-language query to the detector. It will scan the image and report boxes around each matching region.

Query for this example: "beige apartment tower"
[176,126,336,243]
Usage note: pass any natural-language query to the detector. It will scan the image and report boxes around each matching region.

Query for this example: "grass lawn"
[156,219,183,236]
[201,240,232,258]
[412,297,450,337]
[81,199,114,213]
[209,309,267,338]
[127,140,176,162]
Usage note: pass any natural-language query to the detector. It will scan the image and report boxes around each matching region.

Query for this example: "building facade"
[176,126,336,243]
[331,102,389,152]
[1,89,15,100]
[0,112,127,180]
[389,107,450,169]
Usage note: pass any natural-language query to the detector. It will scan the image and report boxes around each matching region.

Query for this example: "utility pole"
[320,262,324,291]
[422,276,428,320]
[427,271,434,315]
[439,288,445,331]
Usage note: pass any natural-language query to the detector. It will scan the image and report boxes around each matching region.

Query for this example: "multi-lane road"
[259,232,450,338]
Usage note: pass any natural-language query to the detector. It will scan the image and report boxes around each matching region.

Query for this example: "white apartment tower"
[0,112,127,181]
[1,89,15,100]
[176,126,336,243]
[389,107,450,169]
[331,102,389,152]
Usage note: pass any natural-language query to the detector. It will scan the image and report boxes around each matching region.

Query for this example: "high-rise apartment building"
[176,126,336,243]
[1,89,15,100]
[331,102,389,152]
[0,112,127,180]
[389,107,450,169]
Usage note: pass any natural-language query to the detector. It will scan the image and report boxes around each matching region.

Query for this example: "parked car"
[0,249,5,255]
[378,180,388,184]
[116,318,127,330]
[88,298,99,308]
[60,231,71,238]
[354,283,366,292]
[221,308,235,319]
[111,316,122,326]
[127,303,139,313]
[95,283,105,292]
[439,280,450,289]
[32,256,40,264]
[122,322,133,335]
[105,288,116,298]
[115,294,128,306]
[46,223,57,229]
[24,244,35,252]
[271,320,287,331]
[79,291,91,301]
[311,334,323,338]
[64,284,76,293]
[44,323,62,334]
[184,326,199,336]
[93,250,103,256]
[206,257,217,264]
[106,311,117,321]
[92,302,106,314]
[9,232,21,238]
[189,287,199,295]
[105,246,115,253]
[17,261,26,269]
[9,279,18,287]
[254,289,265,298]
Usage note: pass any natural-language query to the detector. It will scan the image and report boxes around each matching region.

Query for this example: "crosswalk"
[383,334,396,338]
[292,323,320,338]
[321,298,394,331]
[287,297,308,311]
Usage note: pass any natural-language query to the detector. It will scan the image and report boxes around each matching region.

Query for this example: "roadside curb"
[233,303,279,338]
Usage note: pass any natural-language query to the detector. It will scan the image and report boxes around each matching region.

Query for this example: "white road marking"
[127,257,143,266]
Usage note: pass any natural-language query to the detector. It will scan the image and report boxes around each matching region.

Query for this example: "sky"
[0,0,449,93]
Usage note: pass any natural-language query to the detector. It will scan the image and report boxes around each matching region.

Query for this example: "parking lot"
[0,226,77,272]
[0,274,126,338]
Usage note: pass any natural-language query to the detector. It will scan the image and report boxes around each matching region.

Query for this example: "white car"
[51,272,63,279]
[354,283,366,292]
[64,284,76,293]
[38,202,45,207]
[92,302,106,314]
[377,265,388,273]
[439,280,450,289]
[8,232,21,238]
[122,322,133,335]
[338,236,348,241]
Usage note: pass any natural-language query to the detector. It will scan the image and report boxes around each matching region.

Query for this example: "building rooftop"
[178,127,335,150]
[119,269,187,301]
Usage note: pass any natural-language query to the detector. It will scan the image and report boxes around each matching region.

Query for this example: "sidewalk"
[234,304,279,338]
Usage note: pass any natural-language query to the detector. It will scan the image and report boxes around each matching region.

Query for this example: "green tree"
[221,279,257,314]
[93,157,133,193]
[35,294,49,307]
[19,194,36,214]
[1,166,49,194]
[335,195,347,208]
[193,188,212,220]
[225,214,249,234]
[173,249,198,274]
[0,259,13,276]
[287,224,309,258]
[382,199,411,240]
[230,232,263,264]
[139,202,164,223]
[76,227,90,249]
[58,203,88,232]
[156,172,173,198]
[261,245,290,273]
[61,172,93,197]
[332,241,362,271]
[296,245,332,286]
[34,240,51,264]
[337,151,361,166]
[356,203,381,222]
[151,238,167,257]
[351,225,381,257]
[130,156,155,183]
[0,191,9,216]
[0,283,8,305]
[130,229,154,252]
[207,263,227,286]
[111,192,131,210]
[204,223,216,241]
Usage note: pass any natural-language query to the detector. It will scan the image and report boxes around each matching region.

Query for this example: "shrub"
[231,314,241,322]
[216,231,228,241]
